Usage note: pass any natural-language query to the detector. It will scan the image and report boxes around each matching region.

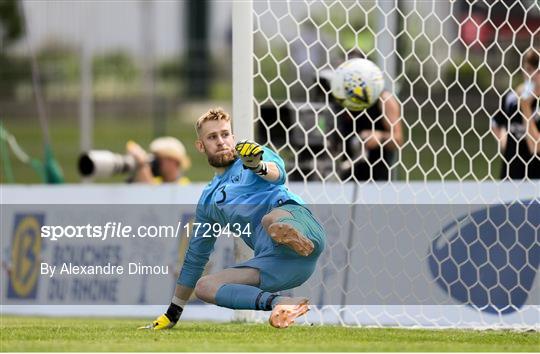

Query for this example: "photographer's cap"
[150,137,191,171]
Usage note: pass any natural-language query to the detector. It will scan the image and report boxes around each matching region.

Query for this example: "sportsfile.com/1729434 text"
[40,222,252,241]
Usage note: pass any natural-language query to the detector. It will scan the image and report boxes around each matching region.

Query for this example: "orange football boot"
[269,297,310,328]
[268,223,314,256]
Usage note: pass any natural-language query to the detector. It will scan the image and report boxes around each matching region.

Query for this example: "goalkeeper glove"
[138,303,183,330]
[235,140,268,175]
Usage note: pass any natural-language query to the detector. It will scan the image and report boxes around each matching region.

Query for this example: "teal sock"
[215,284,281,311]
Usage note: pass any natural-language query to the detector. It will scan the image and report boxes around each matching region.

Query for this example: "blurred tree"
[186,0,209,98]
[0,0,28,98]
[0,0,23,47]
[37,42,79,84]
[92,51,138,82]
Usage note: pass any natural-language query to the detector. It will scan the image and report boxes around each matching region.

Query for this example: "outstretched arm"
[235,140,284,183]
[258,162,282,182]
[177,220,219,289]
[172,284,195,303]
[141,212,218,330]
[171,214,219,318]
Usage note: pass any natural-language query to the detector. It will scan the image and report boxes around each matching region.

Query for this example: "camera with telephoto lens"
[78,150,160,178]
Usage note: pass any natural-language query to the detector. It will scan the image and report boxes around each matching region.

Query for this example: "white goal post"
[231,0,256,322]
[232,0,540,329]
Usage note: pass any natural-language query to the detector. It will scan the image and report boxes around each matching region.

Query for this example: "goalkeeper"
[141,108,326,329]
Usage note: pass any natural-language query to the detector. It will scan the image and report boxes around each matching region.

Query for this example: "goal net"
[233,1,540,329]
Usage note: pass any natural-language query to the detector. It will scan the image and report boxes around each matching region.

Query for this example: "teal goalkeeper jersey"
[178,146,304,288]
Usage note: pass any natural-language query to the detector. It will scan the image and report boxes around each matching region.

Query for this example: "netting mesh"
[244,0,540,329]
[252,0,539,183]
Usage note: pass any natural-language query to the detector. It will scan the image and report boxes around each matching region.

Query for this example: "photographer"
[126,137,191,185]
[491,47,540,180]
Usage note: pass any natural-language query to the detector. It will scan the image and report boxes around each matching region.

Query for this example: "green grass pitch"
[1,316,538,352]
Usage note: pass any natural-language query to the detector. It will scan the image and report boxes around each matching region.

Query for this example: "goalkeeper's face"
[196,120,237,168]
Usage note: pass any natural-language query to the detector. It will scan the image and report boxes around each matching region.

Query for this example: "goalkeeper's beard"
[207,148,237,168]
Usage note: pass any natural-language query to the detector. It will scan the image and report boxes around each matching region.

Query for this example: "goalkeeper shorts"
[232,202,326,292]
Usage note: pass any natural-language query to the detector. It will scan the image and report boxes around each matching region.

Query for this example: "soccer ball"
[331,58,385,111]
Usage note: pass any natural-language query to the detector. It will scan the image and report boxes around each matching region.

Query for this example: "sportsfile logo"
[7,214,44,300]
[428,201,540,314]
[40,221,251,241]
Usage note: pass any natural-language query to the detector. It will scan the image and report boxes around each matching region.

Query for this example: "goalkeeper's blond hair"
[196,108,231,136]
